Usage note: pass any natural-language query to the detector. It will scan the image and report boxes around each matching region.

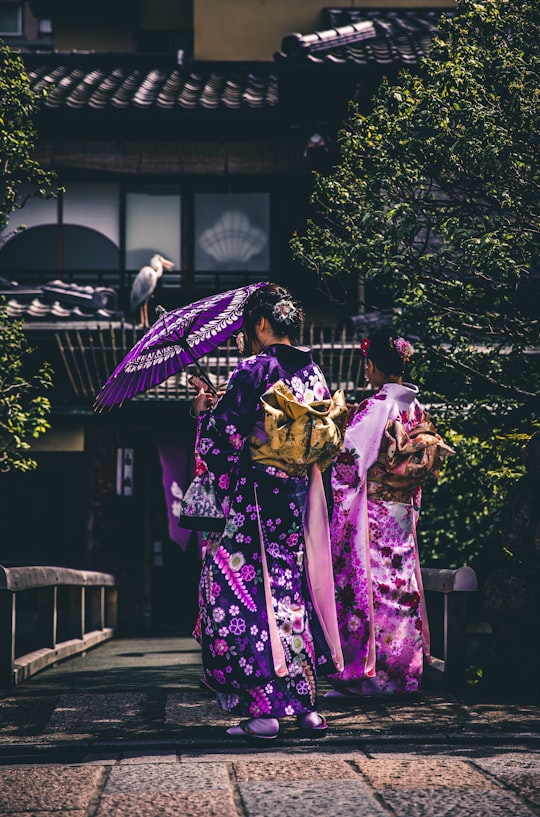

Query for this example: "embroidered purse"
[178,469,225,532]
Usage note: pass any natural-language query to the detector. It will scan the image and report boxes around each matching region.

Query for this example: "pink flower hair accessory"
[272,298,298,325]
[392,336,414,362]
[360,337,371,358]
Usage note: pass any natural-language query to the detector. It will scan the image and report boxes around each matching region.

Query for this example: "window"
[125,188,181,272]
[0,185,271,291]
[0,184,120,274]
[38,18,52,36]
[0,2,23,35]
[194,193,270,273]
[63,183,120,270]
[0,195,58,271]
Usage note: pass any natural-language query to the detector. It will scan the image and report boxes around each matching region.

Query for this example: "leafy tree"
[0,38,55,230]
[0,301,53,471]
[293,0,540,570]
[0,39,56,470]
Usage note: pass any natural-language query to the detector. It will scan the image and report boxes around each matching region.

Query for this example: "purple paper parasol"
[94,282,267,409]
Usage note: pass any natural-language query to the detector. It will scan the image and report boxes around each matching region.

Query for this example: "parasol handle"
[155,305,217,395]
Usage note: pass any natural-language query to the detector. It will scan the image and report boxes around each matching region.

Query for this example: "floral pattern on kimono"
[329,382,431,696]
[196,344,342,717]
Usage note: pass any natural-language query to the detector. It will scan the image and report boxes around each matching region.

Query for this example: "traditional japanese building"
[0,0,453,633]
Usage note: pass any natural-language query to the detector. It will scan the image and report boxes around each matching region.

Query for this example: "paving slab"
[380,788,537,817]
[95,791,239,817]
[233,756,359,781]
[1,636,538,755]
[4,812,86,817]
[238,779,388,817]
[471,752,540,808]
[1,637,539,817]
[0,765,105,813]
[103,761,231,793]
[354,755,494,790]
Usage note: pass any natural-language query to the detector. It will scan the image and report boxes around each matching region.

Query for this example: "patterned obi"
[248,380,347,478]
[366,479,416,505]
[366,413,455,505]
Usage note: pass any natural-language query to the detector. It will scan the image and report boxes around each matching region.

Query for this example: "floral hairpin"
[392,336,414,363]
[235,330,245,355]
[272,298,298,325]
[360,337,371,358]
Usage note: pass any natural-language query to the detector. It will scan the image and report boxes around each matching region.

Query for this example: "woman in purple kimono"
[192,284,343,740]
[328,330,452,697]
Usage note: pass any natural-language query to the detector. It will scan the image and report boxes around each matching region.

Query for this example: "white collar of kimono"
[379,381,419,405]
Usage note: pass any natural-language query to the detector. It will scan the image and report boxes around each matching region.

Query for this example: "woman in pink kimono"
[328,330,453,697]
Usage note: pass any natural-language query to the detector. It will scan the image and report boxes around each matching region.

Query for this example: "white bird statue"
[130,254,174,328]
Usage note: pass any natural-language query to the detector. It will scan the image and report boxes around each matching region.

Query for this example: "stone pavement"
[0,637,538,816]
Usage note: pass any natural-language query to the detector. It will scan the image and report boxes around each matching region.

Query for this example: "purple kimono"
[197,344,343,718]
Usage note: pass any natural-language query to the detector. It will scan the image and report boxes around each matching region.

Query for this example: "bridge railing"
[0,565,117,688]
[0,564,475,689]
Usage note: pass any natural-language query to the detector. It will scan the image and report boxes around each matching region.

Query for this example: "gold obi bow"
[249,380,348,477]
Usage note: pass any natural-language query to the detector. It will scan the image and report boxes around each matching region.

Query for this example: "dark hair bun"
[243,283,304,343]
[368,329,414,376]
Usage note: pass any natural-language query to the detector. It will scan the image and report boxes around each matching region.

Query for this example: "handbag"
[178,469,225,532]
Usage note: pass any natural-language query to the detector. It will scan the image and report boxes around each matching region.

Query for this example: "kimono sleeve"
[332,394,390,493]
[197,358,267,508]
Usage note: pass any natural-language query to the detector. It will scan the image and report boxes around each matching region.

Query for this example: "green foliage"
[0,40,56,470]
[418,405,537,573]
[0,299,53,471]
[293,0,540,405]
[0,38,56,232]
[293,0,540,574]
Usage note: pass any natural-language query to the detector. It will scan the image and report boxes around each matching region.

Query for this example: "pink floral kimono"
[329,382,432,696]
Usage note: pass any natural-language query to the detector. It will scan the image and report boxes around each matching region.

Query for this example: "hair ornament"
[272,298,298,325]
[235,331,245,355]
[360,337,371,358]
[392,336,414,362]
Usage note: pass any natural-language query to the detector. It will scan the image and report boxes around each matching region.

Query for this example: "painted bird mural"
[130,254,174,328]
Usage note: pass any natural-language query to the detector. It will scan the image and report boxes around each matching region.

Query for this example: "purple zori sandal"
[296,712,328,733]
[226,718,279,740]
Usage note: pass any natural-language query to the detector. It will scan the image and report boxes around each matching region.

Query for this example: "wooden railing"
[0,563,475,689]
[0,565,117,688]
[421,565,478,687]
[50,324,368,403]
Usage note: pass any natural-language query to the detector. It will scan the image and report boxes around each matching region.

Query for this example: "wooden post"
[444,591,468,687]
[421,566,477,689]
[90,586,105,630]
[0,592,16,688]
[67,586,85,639]
[37,587,57,650]
[106,587,118,629]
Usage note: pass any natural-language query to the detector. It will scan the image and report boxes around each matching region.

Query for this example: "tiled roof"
[26,59,279,112]
[23,10,450,114]
[0,278,122,320]
[276,7,452,66]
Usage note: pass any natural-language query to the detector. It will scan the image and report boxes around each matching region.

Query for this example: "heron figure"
[130,254,174,328]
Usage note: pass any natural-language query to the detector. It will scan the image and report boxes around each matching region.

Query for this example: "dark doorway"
[0,452,87,567]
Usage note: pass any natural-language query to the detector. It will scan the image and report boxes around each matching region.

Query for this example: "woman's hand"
[192,387,216,417]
